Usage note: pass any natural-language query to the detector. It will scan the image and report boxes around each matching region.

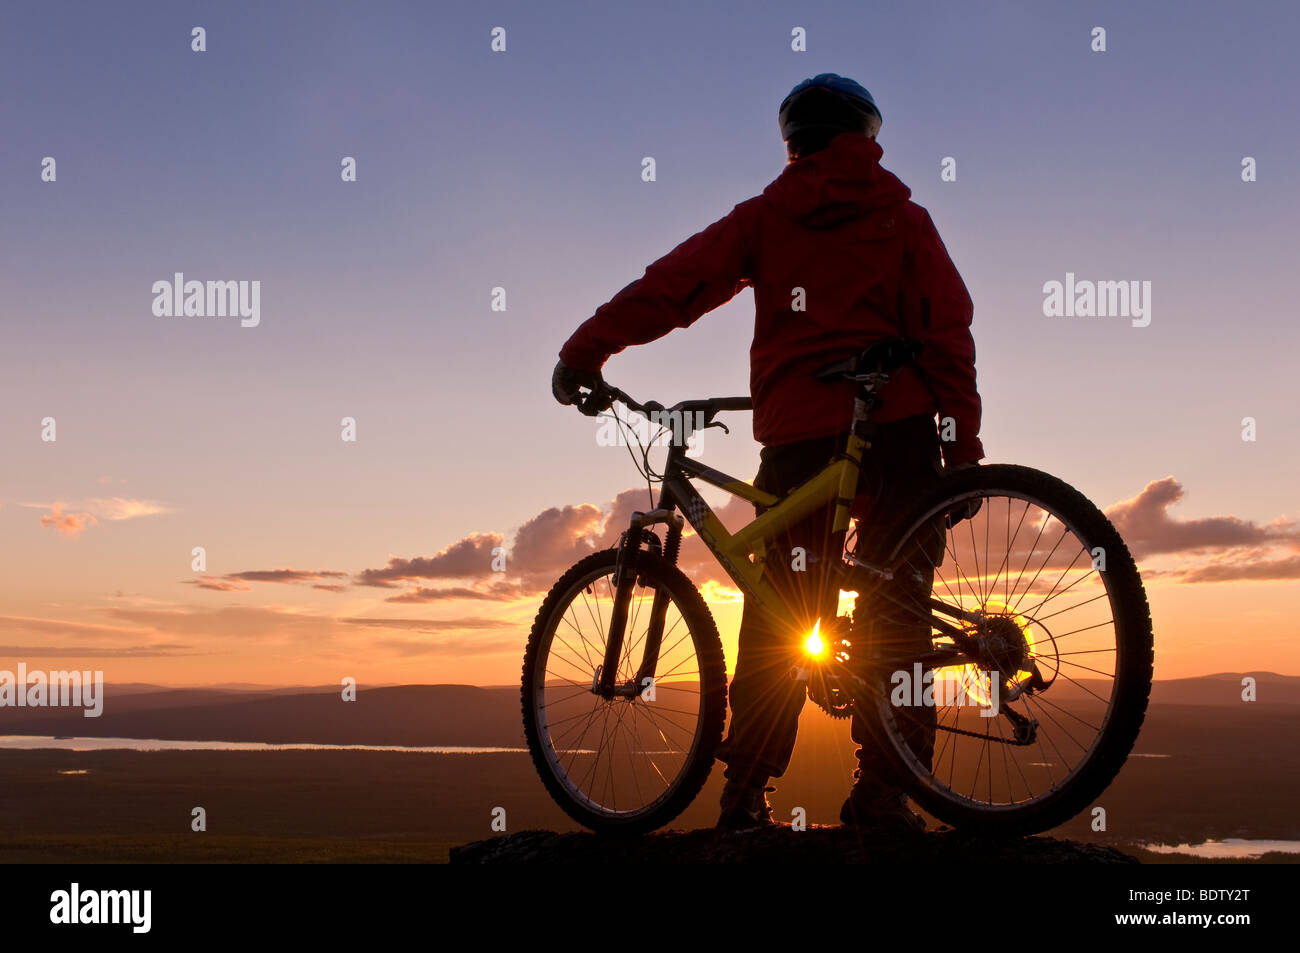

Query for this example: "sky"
[2,0,1298,687]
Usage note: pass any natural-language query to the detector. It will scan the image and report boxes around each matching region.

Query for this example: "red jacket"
[559,133,983,464]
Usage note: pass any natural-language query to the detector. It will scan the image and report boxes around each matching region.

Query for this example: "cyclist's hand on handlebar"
[552,360,613,416]
[551,360,591,405]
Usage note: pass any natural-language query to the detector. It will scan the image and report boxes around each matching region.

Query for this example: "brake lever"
[577,385,614,416]
[704,419,729,435]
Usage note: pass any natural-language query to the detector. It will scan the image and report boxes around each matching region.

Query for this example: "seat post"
[851,380,882,440]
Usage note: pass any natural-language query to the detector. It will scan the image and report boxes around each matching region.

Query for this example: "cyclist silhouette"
[553,73,983,831]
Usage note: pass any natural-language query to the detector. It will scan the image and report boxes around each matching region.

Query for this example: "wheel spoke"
[527,557,715,824]
[860,472,1149,827]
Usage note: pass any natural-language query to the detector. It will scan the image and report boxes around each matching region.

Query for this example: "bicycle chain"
[932,721,1029,745]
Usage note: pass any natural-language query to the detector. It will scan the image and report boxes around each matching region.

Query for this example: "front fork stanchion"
[597,510,684,699]
[597,520,643,697]
[633,513,683,696]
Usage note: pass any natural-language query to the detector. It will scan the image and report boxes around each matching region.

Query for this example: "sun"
[802,619,829,659]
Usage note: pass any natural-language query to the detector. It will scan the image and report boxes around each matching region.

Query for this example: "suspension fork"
[634,513,682,693]
[596,509,683,698]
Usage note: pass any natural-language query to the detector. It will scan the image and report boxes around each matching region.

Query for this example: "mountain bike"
[522,339,1153,835]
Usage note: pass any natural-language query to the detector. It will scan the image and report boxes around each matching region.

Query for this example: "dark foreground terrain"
[1,743,1297,863]
[452,826,1137,864]
[1,674,1297,862]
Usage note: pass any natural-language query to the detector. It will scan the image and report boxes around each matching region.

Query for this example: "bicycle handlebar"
[570,338,921,419]
[602,385,751,419]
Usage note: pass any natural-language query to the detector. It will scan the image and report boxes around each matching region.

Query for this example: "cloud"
[338,617,514,632]
[341,473,1300,614]
[0,615,153,640]
[99,604,514,640]
[353,487,755,606]
[384,582,525,603]
[509,503,606,572]
[82,497,170,521]
[89,606,517,662]
[185,577,254,592]
[39,504,98,537]
[0,615,195,660]
[355,533,504,587]
[1105,477,1299,558]
[1171,552,1300,584]
[676,494,761,579]
[4,597,518,667]
[226,569,348,584]
[0,643,194,658]
[371,637,521,657]
[182,569,350,592]
[100,605,329,640]
[353,489,676,604]
[28,497,169,529]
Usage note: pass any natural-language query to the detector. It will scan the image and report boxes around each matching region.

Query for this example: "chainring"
[805,618,857,719]
[807,678,856,719]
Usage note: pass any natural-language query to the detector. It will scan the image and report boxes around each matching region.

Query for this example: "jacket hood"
[762,133,911,228]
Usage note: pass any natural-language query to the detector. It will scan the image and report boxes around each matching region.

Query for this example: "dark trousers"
[715,415,946,793]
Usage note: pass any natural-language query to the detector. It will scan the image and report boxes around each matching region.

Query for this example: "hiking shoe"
[716,780,776,831]
[839,786,926,832]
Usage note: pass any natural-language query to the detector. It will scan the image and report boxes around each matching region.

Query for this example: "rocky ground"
[451,825,1139,864]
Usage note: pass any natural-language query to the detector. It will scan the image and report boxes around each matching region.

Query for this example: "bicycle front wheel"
[521,548,727,834]
[858,463,1154,836]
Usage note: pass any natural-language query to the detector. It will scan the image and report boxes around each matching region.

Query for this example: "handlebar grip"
[576,384,614,416]
[712,397,752,411]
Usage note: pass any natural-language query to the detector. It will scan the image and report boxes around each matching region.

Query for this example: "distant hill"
[82,683,369,697]
[0,673,1294,748]
[1149,672,1300,706]
[0,685,524,747]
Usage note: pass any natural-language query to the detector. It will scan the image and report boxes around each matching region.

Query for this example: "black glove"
[552,360,611,415]
[943,460,983,527]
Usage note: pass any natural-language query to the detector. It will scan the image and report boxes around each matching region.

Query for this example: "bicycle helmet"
[779,73,881,155]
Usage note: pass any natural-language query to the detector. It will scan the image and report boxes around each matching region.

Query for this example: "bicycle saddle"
[814,337,924,381]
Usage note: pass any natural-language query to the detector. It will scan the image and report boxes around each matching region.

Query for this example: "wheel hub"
[972,614,1028,676]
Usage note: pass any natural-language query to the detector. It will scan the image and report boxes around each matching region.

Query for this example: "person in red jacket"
[553,73,983,831]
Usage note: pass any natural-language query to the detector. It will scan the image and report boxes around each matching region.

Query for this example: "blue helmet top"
[780,73,880,123]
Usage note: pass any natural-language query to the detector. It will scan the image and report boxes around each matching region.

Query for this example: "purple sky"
[2,1,1298,684]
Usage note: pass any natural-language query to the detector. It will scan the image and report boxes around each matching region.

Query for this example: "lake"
[1142,838,1300,858]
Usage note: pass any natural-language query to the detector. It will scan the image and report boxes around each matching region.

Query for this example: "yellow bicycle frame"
[656,431,873,635]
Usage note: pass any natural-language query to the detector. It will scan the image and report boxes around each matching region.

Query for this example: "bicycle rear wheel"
[857,464,1154,835]
[521,548,727,834]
